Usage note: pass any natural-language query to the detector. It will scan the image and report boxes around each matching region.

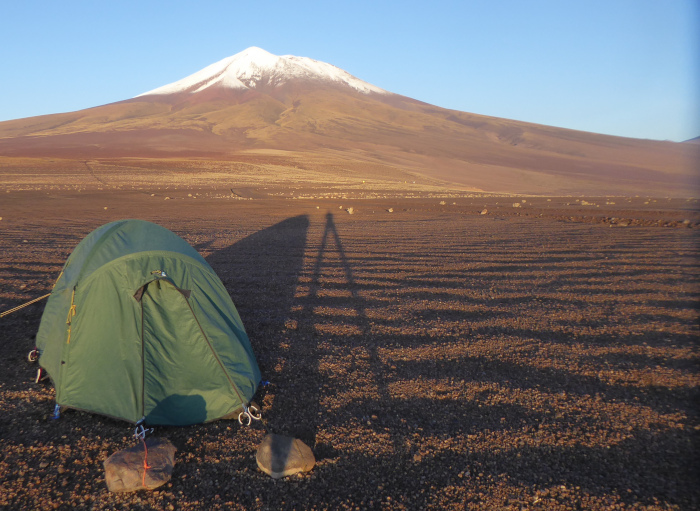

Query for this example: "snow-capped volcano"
[137,47,387,97]
[0,46,692,197]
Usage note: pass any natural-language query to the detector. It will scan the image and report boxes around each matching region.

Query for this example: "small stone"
[346,207,354,215]
[164,197,171,200]
[480,209,488,215]
[104,207,108,210]
[256,434,315,479]
[439,201,446,205]
[104,437,176,492]
[387,208,393,213]
[512,203,521,208]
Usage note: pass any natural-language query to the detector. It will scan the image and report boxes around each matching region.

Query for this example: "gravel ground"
[1,192,698,510]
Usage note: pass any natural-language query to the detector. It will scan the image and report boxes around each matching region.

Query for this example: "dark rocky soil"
[1,191,698,510]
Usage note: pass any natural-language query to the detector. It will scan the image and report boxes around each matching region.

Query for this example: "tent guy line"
[0,292,50,318]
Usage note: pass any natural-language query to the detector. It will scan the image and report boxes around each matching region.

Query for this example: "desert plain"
[0,157,699,510]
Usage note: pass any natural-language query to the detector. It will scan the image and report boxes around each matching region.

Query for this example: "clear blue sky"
[1,0,697,141]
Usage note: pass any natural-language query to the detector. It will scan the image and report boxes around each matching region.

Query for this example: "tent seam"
[182,292,249,412]
[78,250,212,289]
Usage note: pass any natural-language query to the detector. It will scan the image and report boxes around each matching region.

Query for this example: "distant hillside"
[0,47,698,196]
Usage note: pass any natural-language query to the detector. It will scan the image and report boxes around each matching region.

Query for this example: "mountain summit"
[137,47,387,98]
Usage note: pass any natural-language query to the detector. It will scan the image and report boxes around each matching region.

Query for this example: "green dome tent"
[36,219,261,426]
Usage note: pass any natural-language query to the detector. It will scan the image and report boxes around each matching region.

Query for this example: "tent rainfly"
[36,219,261,426]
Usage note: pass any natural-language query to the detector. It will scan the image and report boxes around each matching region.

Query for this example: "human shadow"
[268,212,404,454]
[203,212,394,451]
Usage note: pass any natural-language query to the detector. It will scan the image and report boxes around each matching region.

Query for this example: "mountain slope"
[0,47,697,195]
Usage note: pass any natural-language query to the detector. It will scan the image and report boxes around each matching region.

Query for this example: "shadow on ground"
[198,212,699,508]
[1,208,697,509]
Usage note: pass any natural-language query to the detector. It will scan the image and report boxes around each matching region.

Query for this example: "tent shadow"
[204,214,310,364]
[146,394,207,426]
[204,214,311,426]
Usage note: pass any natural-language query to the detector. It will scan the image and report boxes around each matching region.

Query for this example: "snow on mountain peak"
[136,47,387,97]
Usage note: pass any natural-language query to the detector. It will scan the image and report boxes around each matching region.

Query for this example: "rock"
[346,207,354,215]
[480,209,488,215]
[439,201,446,205]
[387,208,393,213]
[104,437,176,492]
[256,434,315,479]
[512,203,521,208]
